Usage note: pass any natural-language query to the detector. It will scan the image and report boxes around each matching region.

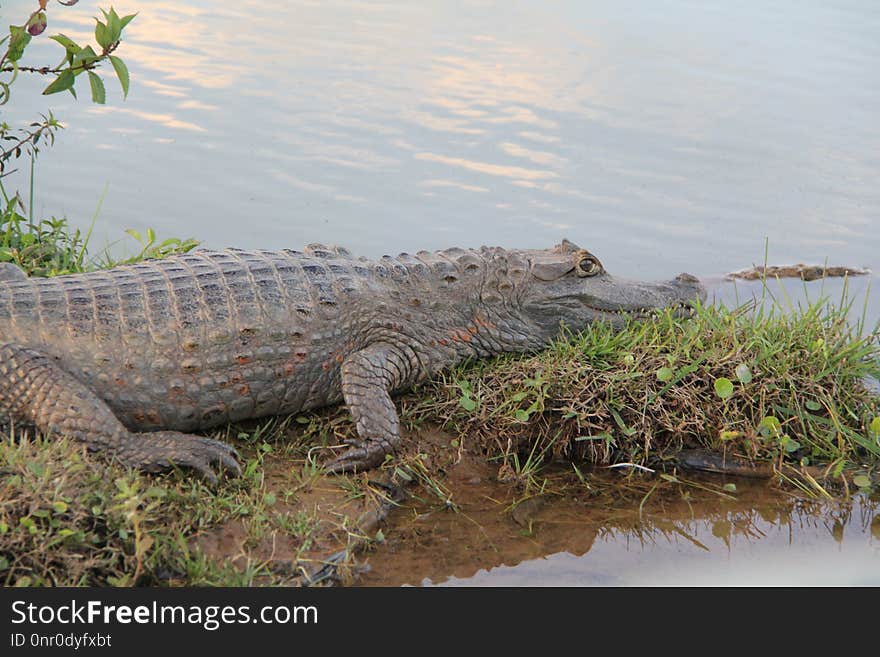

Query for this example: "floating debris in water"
[726,264,871,281]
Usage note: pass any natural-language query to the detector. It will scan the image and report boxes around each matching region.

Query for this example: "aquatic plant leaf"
[852,475,871,488]
[714,377,734,399]
[656,366,673,382]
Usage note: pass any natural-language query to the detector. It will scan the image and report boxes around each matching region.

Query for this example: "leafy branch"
[0,113,61,170]
[0,1,136,174]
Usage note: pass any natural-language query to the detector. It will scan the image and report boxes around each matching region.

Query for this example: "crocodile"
[0,240,706,481]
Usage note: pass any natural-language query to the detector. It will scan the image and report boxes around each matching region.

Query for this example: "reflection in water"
[360,469,880,587]
[414,152,557,181]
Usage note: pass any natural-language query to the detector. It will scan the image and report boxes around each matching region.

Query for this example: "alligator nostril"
[676,273,700,284]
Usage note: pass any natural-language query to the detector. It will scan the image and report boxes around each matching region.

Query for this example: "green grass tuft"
[410,296,880,474]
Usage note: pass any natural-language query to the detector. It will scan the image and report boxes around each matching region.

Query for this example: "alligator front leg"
[0,343,240,483]
[326,342,411,473]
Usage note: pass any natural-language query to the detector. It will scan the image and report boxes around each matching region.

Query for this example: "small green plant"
[456,380,477,411]
[0,193,198,275]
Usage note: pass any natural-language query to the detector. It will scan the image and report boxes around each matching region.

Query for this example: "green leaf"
[95,19,111,50]
[51,501,68,514]
[87,71,105,104]
[781,437,801,453]
[109,56,130,99]
[7,26,31,63]
[870,417,880,437]
[103,7,122,42]
[514,409,530,422]
[734,363,752,384]
[722,483,737,492]
[805,400,822,411]
[852,475,872,489]
[458,396,476,412]
[393,467,413,482]
[759,415,782,438]
[714,377,734,400]
[73,45,98,69]
[50,33,81,57]
[120,13,138,30]
[656,366,673,382]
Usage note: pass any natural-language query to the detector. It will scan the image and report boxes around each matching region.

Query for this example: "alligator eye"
[576,256,601,277]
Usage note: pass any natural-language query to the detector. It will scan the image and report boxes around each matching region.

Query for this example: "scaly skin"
[0,240,705,478]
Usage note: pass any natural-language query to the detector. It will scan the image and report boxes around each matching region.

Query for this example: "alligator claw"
[324,443,388,474]
[122,431,242,484]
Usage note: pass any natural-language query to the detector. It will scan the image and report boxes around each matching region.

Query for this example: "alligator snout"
[672,272,707,305]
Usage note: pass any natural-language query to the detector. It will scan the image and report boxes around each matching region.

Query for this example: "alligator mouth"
[585,301,696,319]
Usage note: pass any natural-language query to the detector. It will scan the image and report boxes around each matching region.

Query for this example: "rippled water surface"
[9,0,879,280]
[5,0,879,585]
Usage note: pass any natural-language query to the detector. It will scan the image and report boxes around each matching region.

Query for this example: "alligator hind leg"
[0,343,240,482]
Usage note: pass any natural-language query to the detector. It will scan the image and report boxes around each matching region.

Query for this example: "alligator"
[0,240,706,481]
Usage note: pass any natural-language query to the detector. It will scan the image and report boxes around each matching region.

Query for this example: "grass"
[1,210,879,586]
[0,416,387,587]
[409,292,880,485]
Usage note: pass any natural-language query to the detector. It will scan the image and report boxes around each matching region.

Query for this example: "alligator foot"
[324,440,391,474]
[116,431,242,484]
[328,342,407,474]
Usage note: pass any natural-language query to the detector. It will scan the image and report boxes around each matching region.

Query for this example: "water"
[4,0,879,584]
[358,471,880,587]
[6,1,878,280]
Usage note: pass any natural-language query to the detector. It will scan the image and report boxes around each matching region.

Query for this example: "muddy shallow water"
[359,465,880,587]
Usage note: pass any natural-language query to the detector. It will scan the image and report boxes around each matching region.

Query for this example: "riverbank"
[2,289,877,586]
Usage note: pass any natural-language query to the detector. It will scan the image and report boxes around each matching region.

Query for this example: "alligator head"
[520,239,707,339]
